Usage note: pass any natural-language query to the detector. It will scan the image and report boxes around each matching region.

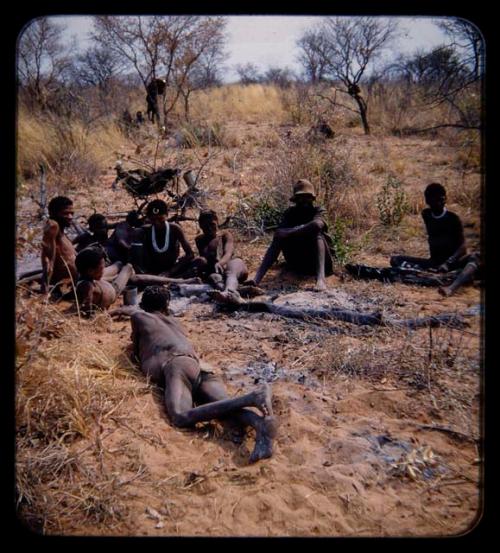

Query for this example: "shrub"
[327,216,354,266]
[376,174,409,226]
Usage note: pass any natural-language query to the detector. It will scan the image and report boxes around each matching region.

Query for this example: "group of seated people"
[36,178,480,463]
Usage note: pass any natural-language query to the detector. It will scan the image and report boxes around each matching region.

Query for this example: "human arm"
[175,224,194,260]
[437,216,467,272]
[216,231,235,272]
[40,221,58,293]
[275,217,326,239]
[76,281,96,318]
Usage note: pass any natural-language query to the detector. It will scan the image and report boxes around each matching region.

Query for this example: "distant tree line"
[17,16,483,133]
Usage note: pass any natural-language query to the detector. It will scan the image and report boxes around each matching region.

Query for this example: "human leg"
[164,358,273,428]
[315,234,327,291]
[111,263,135,295]
[129,274,201,287]
[438,261,478,297]
[195,372,276,463]
[253,235,283,285]
[224,258,248,293]
[103,261,123,280]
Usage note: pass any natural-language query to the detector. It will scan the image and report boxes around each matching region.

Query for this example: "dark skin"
[73,219,109,251]
[76,259,135,316]
[425,193,466,273]
[147,212,194,276]
[107,220,142,262]
[41,205,78,293]
[390,191,473,297]
[112,303,277,463]
[250,194,327,291]
[194,218,249,295]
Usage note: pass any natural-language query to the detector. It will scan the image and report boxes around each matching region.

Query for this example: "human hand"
[214,262,224,275]
[437,262,450,273]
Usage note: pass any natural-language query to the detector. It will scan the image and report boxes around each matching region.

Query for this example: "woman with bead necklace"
[390,182,480,296]
[141,199,195,276]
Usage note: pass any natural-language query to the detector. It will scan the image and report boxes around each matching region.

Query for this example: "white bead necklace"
[152,221,170,253]
[431,207,447,220]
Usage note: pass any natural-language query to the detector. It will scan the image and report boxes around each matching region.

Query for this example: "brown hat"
[290,179,316,201]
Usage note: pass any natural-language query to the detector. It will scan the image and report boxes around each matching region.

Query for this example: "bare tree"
[296,28,329,83]
[436,18,484,80]
[73,46,122,93]
[17,17,73,110]
[178,38,228,120]
[262,66,295,88]
[301,17,400,134]
[165,16,227,123]
[91,16,226,126]
[235,62,262,85]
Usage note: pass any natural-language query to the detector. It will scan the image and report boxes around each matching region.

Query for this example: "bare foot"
[249,416,277,463]
[251,383,274,417]
[209,289,245,305]
[438,286,453,297]
[314,279,327,292]
[208,273,224,290]
[238,285,265,298]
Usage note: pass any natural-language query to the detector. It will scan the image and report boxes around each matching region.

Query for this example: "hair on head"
[146,200,168,217]
[140,285,171,312]
[198,209,218,224]
[88,213,107,229]
[76,247,105,275]
[424,182,446,199]
[48,196,73,218]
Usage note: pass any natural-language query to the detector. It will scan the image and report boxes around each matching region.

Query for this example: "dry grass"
[17,107,127,190]
[16,292,148,533]
[15,78,483,535]
[189,84,288,123]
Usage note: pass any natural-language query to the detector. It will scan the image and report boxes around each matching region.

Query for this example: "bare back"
[131,311,198,369]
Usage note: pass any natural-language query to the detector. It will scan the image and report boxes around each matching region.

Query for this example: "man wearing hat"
[249,179,334,291]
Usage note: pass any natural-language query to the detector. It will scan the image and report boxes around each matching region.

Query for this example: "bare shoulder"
[221,230,233,240]
[43,219,60,237]
[170,222,186,237]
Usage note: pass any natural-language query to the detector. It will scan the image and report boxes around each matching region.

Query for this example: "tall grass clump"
[189,84,287,123]
[16,296,143,533]
[17,108,127,193]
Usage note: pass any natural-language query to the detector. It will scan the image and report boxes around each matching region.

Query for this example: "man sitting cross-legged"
[113,285,277,463]
[248,179,335,292]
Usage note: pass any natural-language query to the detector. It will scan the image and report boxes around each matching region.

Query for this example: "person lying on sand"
[390,182,481,297]
[191,209,263,301]
[75,247,135,315]
[112,285,277,463]
[247,179,335,292]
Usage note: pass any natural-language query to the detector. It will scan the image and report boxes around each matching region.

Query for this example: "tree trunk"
[353,93,370,135]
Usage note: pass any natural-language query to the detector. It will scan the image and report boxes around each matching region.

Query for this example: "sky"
[45,15,450,82]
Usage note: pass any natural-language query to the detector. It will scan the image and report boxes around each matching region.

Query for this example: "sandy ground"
[15,125,483,537]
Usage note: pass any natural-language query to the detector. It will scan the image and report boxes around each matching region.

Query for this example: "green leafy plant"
[327,216,353,265]
[376,175,409,226]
